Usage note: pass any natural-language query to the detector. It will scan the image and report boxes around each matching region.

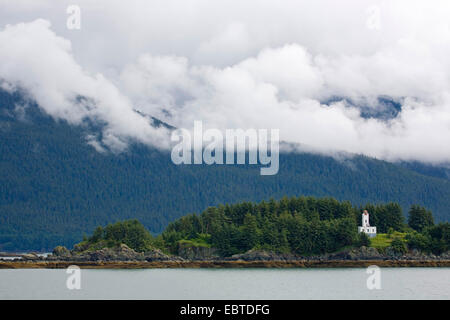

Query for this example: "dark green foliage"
[406,223,449,255]
[387,227,394,237]
[408,205,434,232]
[357,231,371,247]
[426,223,450,255]
[86,219,154,252]
[406,231,431,252]
[161,196,407,257]
[1,90,450,251]
[359,202,404,233]
[400,161,450,181]
[390,237,408,254]
[211,223,244,256]
[78,199,448,257]
[241,213,261,250]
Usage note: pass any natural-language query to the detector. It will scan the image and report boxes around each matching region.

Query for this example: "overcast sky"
[0,0,449,163]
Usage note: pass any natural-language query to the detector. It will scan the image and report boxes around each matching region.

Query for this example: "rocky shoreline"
[1,245,450,268]
[1,259,450,269]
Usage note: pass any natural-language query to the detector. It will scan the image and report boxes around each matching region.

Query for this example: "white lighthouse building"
[358,210,377,237]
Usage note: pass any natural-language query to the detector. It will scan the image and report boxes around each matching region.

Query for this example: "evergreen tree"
[241,213,260,250]
[390,237,407,254]
[357,232,371,247]
[408,205,434,232]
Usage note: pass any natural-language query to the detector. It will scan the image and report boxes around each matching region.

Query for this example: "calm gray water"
[0,268,449,299]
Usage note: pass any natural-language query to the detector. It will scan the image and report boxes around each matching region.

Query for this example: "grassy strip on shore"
[1,260,450,269]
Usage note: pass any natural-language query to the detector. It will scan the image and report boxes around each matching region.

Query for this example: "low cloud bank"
[0,1,449,164]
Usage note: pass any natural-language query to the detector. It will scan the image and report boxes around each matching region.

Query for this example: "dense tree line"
[408,205,434,232]
[84,219,154,252]
[77,201,449,257]
[406,205,448,255]
[162,196,406,256]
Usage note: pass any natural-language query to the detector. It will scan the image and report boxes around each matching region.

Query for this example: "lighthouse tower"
[358,210,377,237]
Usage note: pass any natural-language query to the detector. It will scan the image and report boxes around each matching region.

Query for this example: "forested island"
[1,196,449,268]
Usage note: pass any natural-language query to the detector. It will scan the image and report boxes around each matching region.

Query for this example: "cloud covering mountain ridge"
[0,0,449,163]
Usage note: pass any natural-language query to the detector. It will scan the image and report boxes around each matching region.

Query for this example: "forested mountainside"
[1,89,450,251]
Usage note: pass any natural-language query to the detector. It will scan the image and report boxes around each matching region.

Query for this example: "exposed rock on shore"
[48,244,183,262]
[2,259,450,269]
[223,247,450,262]
[42,244,450,263]
[227,250,298,261]
[177,243,219,260]
[327,246,384,260]
[52,246,71,257]
[327,247,450,261]
[20,253,40,261]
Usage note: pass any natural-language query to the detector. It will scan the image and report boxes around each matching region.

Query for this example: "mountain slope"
[1,90,450,251]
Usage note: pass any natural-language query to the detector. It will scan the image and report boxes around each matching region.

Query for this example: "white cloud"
[195,22,253,67]
[0,0,449,163]
[0,19,171,151]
